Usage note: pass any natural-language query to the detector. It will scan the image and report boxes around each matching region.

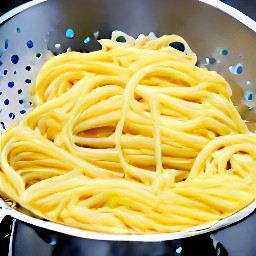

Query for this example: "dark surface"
[0,0,30,16]
[0,213,255,256]
[0,1,255,256]
[220,0,256,21]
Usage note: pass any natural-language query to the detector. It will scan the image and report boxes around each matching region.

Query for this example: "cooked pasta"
[0,33,255,234]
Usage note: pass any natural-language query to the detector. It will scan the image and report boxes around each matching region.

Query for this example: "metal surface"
[1,0,256,130]
[0,0,256,255]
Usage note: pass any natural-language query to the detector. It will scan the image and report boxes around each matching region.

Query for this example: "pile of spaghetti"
[1,33,256,234]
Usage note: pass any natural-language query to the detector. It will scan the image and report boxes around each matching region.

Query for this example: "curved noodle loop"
[0,34,255,234]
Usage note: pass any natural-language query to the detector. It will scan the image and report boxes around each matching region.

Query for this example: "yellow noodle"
[0,34,255,234]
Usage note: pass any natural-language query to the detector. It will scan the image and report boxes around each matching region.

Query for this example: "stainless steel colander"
[0,0,255,242]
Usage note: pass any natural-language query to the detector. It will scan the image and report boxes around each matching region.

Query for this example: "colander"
[0,0,255,254]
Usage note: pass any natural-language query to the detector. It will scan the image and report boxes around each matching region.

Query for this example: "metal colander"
[0,0,255,241]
